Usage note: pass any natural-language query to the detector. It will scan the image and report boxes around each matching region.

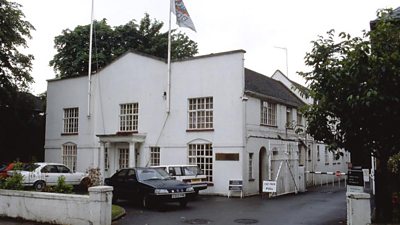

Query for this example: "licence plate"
[172,193,186,199]
[191,179,201,183]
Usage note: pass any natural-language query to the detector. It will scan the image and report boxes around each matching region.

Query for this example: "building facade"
[45,50,347,196]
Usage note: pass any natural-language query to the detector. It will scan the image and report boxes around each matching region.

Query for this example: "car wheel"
[179,199,188,208]
[142,195,152,209]
[34,181,46,191]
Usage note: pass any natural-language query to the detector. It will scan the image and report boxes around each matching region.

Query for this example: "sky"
[14,0,399,95]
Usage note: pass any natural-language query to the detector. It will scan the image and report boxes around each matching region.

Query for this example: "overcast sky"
[14,0,399,95]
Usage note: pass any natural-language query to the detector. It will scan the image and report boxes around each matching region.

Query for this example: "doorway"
[259,147,267,193]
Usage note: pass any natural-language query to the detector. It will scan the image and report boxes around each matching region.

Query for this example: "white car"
[151,165,208,194]
[8,162,89,191]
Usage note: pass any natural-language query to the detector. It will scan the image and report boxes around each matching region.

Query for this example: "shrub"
[2,173,24,190]
[86,167,101,187]
[53,176,73,194]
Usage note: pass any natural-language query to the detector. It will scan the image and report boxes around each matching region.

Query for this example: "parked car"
[104,167,195,208]
[7,162,89,191]
[151,165,208,194]
[0,162,20,179]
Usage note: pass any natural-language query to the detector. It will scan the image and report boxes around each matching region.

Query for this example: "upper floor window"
[297,112,303,126]
[261,101,277,126]
[119,103,138,132]
[63,107,79,134]
[286,107,293,129]
[188,97,213,130]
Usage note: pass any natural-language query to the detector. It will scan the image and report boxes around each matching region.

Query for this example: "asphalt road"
[113,185,347,225]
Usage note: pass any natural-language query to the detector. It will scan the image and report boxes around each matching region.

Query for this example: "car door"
[56,165,79,185]
[111,169,129,197]
[41,165,59,185]
[123,169,140,199]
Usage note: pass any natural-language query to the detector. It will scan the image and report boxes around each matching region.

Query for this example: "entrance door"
[259,147,267,193]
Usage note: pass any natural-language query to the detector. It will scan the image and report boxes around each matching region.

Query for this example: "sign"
[229,180,243,191]
[263,180,277,193]
[347,169,364,186]
[362,169,370,182]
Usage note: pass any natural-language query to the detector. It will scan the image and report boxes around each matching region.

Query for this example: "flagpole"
[167,0,173,114]
[87,0,94,118]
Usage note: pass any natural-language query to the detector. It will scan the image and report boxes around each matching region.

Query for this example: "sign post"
[228,180,243,198]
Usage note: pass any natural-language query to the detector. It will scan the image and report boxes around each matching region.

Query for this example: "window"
[63,107,79,134]
[297,112,303,126]
[188,97,213,130]
[325,147,329,165]
[261,101,277,126]
[104,148,110,171]
[119,103,138,132]
[249,153,254,180]
[188,143,213,182]
[286,107,293,129]
[150,147,160,166]
[307,145,311,161]
[119,148,129,169]
[317,145,321,161]
[62,143,77,172]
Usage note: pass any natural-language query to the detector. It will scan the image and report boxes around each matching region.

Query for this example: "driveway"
[113,185,347,225]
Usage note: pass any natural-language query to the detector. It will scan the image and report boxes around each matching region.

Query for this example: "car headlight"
[154,189,169,194]
[186,187,194,192]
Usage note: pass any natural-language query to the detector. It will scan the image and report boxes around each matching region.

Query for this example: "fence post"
[89,186,113,225]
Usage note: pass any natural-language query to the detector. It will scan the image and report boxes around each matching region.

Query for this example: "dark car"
[104,167,195,208]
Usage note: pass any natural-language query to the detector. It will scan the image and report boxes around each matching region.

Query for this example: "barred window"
[188,97,213,130]
[325,148,329,165]
[261,101,277,126]
[119,148,129,169]
[119,103,138,132]
[188,143,213,182]
[62,143,77,172]
[63,108,79,134]
[150,147,160,166]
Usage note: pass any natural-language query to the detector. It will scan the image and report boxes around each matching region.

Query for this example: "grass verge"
[112,205,126,221]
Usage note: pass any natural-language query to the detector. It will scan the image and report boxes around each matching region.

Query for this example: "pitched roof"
[244,68,305,108]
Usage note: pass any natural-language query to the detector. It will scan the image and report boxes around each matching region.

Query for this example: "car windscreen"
[136,168,169,181]
[183,166,204,176]
[23,164,40,171]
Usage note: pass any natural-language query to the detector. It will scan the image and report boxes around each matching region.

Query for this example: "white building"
[45,50,347,196]
[272,70,349,187]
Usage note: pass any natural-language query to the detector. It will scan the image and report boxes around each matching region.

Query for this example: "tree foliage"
[50,13,198,78]
[0,0,35,105]
[299,9,400,222]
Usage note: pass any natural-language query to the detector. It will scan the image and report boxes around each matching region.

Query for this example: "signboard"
[263,180,277,193]
[229,180,243,191]
[362,169,370,182]
[347,169,364,186]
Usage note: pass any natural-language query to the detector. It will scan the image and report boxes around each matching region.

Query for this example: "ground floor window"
[119,148,129,169]
[249,153,254,180]
[150,147,160,166]
[104,148,110,171]
[62,143,77,172]
[188,143,213,182]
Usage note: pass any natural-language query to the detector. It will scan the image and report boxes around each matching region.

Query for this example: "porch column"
[99,142,105,180]
[129,142,136,167]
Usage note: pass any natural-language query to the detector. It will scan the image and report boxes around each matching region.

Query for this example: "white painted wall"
[0,186,113,225]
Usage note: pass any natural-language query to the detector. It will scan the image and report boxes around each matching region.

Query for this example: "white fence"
[0,186,113,225]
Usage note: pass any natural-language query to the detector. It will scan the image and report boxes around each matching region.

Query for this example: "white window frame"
[188,143,213,182]
[286,107,293,129]
[104,147,110,171]
[119,103,138,132]
[188,97,213,130]
[119,148,129,169]
[261,101,277,126]
[297,112,303,126]
[249,153,254,180]
[63,107,79,134]
[150,147,160,166]
[62,143,77,172]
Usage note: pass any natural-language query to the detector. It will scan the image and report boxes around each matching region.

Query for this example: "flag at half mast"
[171,0,196,32]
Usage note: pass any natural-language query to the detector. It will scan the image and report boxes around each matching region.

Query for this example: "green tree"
[0,0,35,105]
[299,9,400,222]
[50,13,198,78]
